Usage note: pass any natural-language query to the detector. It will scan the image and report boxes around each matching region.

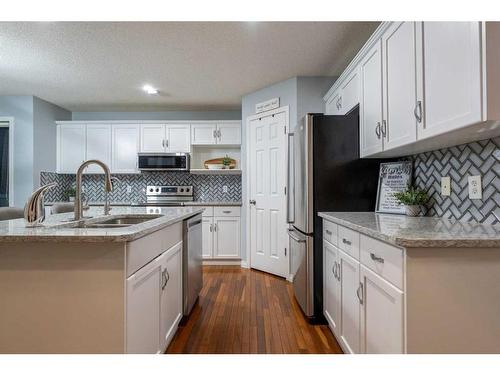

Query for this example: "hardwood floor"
[167,266,343,354]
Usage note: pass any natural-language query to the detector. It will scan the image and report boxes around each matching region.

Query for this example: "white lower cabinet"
[201,206,241,260]
[323,218,405,354]
[360,265,404,354]
[338,249,361,354]
[126,240,183,354]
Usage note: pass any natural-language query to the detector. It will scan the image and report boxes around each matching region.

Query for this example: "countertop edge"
[318,212,500,248]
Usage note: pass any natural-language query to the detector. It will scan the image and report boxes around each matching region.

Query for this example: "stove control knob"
[155,188,159,192]
[180,188,184,192]
[149,188,153,192]
[186,188,190,192]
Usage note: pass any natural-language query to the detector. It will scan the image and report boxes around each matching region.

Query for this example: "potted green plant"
[393,185,428,217]
[222,155,232,169]
[64,187,76,202]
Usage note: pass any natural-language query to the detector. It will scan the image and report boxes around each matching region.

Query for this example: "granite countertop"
[45,201,242,207]
[318,212,500,248]
[0,206,204,243]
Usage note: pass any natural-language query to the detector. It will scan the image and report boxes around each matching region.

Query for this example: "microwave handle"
[287,132,295,224]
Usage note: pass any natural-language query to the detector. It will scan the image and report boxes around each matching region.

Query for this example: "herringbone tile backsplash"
[41,171,242,204]
[412,137,500,225]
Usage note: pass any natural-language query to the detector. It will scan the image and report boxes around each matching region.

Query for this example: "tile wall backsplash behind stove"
[412,137,499,225]
[40,172,242,203]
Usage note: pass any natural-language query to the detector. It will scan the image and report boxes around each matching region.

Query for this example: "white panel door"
[217,122,241,145]
[419,22,482,139]
[85,124,112,173]
[159,242,183,352]
[324,240,341,336]
[112,124,140,173]
[214,216,240,258]
[166,124,191,152]
[339,69,360,115]
[360,40,384,157]
[249,112,288,278]
[140,124,166,152]
[360,265,404,354]
[339,250,361,354]
[191,123,217,145]
[202,217,214,259]
[126,256,161,354]
[382,21,418,150]
[58,124,86,173]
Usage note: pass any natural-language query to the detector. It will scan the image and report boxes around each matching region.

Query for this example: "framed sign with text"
[375,161,413,214]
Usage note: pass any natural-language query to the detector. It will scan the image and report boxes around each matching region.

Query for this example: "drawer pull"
[342,238,352,245]
[356,282,364,305]
[325,230,332,236]
[222,210,232,214]
[370,253,384,263]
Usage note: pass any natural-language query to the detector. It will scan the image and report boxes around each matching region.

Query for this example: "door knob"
[249,200,256,205]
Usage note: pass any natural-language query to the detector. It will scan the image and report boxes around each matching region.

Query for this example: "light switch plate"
[468,175,482,199]
[441,176,451,196]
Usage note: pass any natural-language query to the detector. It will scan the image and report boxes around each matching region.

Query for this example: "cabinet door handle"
[414,100,423,123]
[332,263,336,277]
[213,223,217,232]
[209,224,213,232]
[338,96,342,109]
[213,130,217,139]
[161,139,165,148]
[342,238,352,246]
[217,130,221,139]
[337,261,341,281]
[357,282,364,305]
[375,122,381,139]
[161,269,168,290]
[249,199,256,205]
[370,252,384,263]
[325,229,332,236]
[381,120,387,137]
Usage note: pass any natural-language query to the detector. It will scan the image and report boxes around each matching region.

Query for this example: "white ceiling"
[0,22,379,111]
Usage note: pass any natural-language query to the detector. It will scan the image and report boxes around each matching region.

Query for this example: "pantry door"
[248,108,289,278]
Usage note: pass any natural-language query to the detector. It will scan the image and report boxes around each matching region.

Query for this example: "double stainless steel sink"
[73,214,162,229]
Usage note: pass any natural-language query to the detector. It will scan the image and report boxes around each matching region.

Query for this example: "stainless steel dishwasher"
[183,213,203,316]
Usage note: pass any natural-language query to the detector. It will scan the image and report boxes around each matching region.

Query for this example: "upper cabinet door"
[325,90,342,115]
[85,124,112,173]
[339,69,360,115]
[166,124,191,152]
[57,124,86,173]
[217,122,241,145]
[382,22,419,150]
[140,124,166,153]
[419,22,482,140]
[191,123,217,145]
[112,124,140,173]
[360,40,384,157]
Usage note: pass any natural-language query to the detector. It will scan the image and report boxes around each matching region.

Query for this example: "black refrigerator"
[287,107,390,322]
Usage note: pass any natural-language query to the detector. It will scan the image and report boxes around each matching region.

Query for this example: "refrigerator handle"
[287,132,295,224]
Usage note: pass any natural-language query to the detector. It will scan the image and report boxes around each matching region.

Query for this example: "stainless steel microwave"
[138,153,190,171]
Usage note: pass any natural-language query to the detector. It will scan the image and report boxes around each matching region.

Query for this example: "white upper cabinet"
[360,40,384,156]
[217,122,241,145]
[191,122,241,146]
[382,21,419,150]
[140,124,165,153]
[112,124,140,173]
[325,90,342,115]
[57,124,86,173]
[339,69,360,115]
[140,124,190,153]
[85,124,112,173]
[419,22,482,140]
[166,124,191,152]
[191,123,217,145]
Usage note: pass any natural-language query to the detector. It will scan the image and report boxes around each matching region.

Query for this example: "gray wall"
[33,97,71,188]
[297,76,336,127]
[0,96,34,207]
[72,110,241,121]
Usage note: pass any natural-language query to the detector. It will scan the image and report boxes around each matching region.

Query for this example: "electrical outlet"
[126,185,132,194]
[441,176,451,196]
[222,185,228,193]
[468,175,482,199]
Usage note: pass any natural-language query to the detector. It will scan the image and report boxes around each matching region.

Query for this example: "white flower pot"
[405,205,421,217]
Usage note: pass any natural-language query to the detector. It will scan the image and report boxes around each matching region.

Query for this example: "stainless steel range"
[146,185,194,206]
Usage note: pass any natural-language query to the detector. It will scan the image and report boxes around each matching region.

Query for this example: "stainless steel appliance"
[145,185,194,205]
[138,153,190,171]
[183,213,203,316]
[287,108,390,322]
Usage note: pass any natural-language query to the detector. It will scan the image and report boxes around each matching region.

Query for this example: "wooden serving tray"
[204,157,236,169]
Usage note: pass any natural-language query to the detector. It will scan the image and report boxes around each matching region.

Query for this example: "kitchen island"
[0,206,203,354]
[319,212,500,353]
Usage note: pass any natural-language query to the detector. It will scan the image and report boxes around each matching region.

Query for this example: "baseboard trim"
[202,259,242,266]
[240,260,249,269]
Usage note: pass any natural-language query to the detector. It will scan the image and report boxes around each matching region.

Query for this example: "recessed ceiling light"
[142,84,158,95]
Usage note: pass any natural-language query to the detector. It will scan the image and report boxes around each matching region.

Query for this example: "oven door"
[138,153,190,171]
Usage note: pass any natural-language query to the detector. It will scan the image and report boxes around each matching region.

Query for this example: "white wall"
[72,110,241,121]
